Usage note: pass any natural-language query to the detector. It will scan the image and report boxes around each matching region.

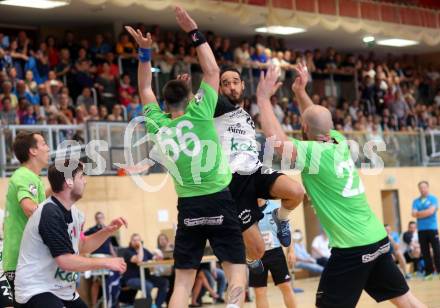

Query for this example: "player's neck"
[170,111,185,119]
[53,192,74,210]
[22,160,43,176]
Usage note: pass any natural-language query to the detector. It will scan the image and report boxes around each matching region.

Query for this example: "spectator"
[116,33,136,59]
[269,95,284,123]
[385,224,410,278]
[281,116,293,132]
[74,105,88,124]
[119,74,136,106]
[15,80,38,105]
[84,212,118,307]
[76,87,94,108]
[411,181,440,279]
[99,105,108,120]
[107,104,124,121]
[126,94,142,120]
[90,34,111,63]
[44,71,63,97]
[60,86,74,106]
[402,221,422,273]
[234,41,251,71]
[62,31,79,60]
[55,48,72,80]
[122,233,169,307]
[75,60,95,90]
[0,80,18,108]
[293,229,324,274]
[311,232,330,267]
[191,270,219,307]
[24,70,37,94]
[88,105,100,121]
[58,94,74,123]
[104,52,119,78]
[95,62,118,110]
[46,36,59,68]
[0,97,18,125]
[40,94,58,117]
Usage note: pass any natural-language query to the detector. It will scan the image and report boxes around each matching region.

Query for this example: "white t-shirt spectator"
[273,104,284,123]
[15,197,84,304]
[311,234,331,259]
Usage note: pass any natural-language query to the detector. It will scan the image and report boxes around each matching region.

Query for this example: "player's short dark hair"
[418,180,429,187]
[48,160,84,193]
[162,80,190,107]
[408,221,416,226]
[95,211,104,219]
[220,66,242,81]
[13,131,40,164]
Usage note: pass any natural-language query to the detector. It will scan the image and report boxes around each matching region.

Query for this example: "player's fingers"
[120,217,128,228]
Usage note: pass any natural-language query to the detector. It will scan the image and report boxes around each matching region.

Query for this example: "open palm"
[125,26,152,48]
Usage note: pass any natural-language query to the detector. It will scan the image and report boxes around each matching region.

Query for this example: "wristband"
[188,29,207,47]
[138,48,152,62]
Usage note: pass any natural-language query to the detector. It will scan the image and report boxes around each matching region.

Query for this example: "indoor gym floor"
[202,277,440,308]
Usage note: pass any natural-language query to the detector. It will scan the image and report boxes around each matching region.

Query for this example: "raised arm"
[292,62,314,115]
[175,6,219,91]
[257,65,297,160]
[125,26,157,106]
[79,217,127,254]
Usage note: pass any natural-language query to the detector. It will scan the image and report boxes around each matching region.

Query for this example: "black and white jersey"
[214,96,262,174]
[15,196,84,304]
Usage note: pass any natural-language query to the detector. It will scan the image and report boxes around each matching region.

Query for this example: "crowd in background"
[0,25,440,134]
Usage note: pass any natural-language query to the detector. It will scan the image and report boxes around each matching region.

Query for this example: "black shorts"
[316,237,409,308]
[230,166,283,231]
[0,279,13,307]
[173,189,246,269]
[21,292,87,308]
[249,247,291,288]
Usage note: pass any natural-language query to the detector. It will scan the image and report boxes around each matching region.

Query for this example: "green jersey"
[144,81,231,197]
[3,166,46,271]
[291,130,386,248]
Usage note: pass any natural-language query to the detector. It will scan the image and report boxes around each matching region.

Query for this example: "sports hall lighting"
[255,26,306,35]
[376,38,418,47]
[0,0,69,9]
[362,36,375,43]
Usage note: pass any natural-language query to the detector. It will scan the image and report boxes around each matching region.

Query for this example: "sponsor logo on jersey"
[184,215,224,226]
[361,242,390,263]
[28,184,37,197]
[227,123,246,135]
[54,268,79,283]
[238,209,252,225]
[285,274,290,280]
[230,138,257,152]
[194,89,205,104]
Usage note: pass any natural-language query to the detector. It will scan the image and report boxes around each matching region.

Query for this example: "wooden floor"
[203,277,440,308]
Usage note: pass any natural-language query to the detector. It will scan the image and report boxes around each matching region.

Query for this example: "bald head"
[302,105,334,140]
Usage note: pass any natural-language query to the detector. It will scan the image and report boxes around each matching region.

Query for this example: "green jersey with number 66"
[291,130,386,248]
[144,82,231,198]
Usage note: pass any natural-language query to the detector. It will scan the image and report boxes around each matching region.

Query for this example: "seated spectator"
[84,212,118,307]
[270,95,284,123]
[40,93,58,117]
[281,116,293,132]
[99,105,109,120]
[103,52,119,77]
[0,80,18,108]
[385,224,410,279]
[24,70,38,94]
[60,86,74,106]
[191,270,219,307]
[75,59,95,90]
[107,104,124,121]
[88,105,100,121]
[21,103,37,125]
[123,233,169,307]
[74,105,88,124]
[15,80,38,105]
[58,93,75,123]
[119,73,136,106]
[76,87,94,108]
[311,232,331,267]
[126,95,142,120]
[46,35,59,68]
[402,221,422,273]
[55,48,72,80]
[293,229,324,274]
[44,70,63,96]
[0,97,18,125]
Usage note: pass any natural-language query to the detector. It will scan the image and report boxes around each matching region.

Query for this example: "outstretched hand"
[256,65,282,104]
[292,62,309,94]
[105,217,128,233]
[175,6,198,33]
[125,26,152,49]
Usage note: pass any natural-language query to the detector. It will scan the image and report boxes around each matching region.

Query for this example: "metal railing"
[1,123,439,177]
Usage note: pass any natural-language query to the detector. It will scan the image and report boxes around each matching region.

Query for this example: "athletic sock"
[278,206,292,221]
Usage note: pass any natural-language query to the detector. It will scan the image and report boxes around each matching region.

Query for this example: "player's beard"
[226,90,244,107]
[70,189,83,202]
